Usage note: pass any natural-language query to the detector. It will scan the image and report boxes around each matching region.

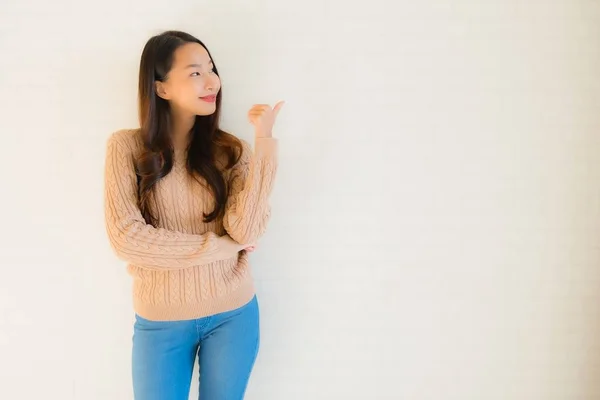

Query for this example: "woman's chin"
[194,106,217,117]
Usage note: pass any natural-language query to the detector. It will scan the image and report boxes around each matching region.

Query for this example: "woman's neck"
[170,109,196,150]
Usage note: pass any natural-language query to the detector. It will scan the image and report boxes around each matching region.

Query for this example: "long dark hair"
[136,30,242,225]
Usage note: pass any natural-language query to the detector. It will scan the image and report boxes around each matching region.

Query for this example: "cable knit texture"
[104,128,278,321]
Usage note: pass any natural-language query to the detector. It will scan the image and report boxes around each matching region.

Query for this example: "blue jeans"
[132,295,260,400]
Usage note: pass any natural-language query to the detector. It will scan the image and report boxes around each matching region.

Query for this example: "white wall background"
[1,0,599,399]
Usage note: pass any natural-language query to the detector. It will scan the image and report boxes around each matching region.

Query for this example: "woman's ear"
[155,81,170,100]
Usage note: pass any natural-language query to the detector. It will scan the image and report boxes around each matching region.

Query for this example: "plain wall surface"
[1,0,599,399]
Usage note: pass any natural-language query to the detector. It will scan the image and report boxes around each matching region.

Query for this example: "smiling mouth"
[199,95,217,103]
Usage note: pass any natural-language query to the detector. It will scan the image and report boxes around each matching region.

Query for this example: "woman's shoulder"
[216,130,252,168]
[224,132,252,159]
[106,128,143,154]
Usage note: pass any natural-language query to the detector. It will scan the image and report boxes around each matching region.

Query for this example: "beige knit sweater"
[103,128,277,321]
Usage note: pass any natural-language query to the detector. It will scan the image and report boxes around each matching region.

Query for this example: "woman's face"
[156,42,221,117]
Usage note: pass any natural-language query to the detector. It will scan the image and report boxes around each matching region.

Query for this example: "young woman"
[103,30,283,400]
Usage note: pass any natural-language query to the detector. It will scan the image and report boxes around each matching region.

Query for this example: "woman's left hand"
[248,101,285,138]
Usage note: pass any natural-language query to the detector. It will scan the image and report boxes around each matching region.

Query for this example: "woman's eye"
[191,70,215,77]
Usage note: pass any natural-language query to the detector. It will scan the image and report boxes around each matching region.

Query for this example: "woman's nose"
[205,76,218,91]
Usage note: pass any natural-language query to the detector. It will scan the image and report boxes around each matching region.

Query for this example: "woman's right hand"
[244,244,257,253]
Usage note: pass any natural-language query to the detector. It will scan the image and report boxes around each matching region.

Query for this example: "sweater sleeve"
[104,130,242,270]
[223,137,279,244]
